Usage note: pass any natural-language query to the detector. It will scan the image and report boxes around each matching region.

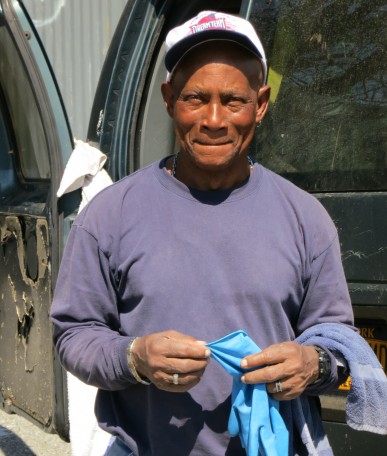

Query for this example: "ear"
[255,85,271,123]
[161,82,175,119]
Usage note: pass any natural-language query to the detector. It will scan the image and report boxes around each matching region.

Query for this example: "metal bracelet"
[127,338,151,385]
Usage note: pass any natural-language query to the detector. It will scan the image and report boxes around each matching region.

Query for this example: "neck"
[167,153,253,191]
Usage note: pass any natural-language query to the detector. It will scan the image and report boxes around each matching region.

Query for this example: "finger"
[241,362,286,384]
[167,369,206,386]
[162,357,210,376]
[269,379,286,395]
[267,379,303,401]
[165,342,211,360]
[241,342,290,369]
[133,332,210,379]
[267,380,287,401]
[153,333,211,360]
[153,369,205,392]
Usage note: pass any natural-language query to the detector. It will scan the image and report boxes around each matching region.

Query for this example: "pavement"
[0,409,71,456]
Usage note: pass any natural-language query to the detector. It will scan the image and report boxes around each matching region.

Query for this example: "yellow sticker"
[338,376,352,391]
[367,339,387,372]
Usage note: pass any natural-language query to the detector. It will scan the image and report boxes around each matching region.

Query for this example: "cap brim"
[165,29,264,73]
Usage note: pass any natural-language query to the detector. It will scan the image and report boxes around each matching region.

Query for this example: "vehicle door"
[0,0,76,439]
[248,1,387,454]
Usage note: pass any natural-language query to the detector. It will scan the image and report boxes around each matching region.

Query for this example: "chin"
[189,147,240,166]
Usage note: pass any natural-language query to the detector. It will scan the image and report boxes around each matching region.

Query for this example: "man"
[51,11,355,455]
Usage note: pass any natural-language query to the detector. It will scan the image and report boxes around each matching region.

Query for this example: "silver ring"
[172,373,179,385]
[275,381,282,393]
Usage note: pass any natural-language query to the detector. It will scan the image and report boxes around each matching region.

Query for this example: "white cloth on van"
[57,139,113,212]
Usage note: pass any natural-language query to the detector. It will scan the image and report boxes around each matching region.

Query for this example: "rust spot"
[15,292,36,372]
[1,216,48,286]
[16,292,35,343]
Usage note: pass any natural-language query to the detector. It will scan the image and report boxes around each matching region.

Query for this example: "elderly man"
[51,11,357,456]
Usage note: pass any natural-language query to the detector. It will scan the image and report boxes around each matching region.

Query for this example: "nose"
[202,101,226,131]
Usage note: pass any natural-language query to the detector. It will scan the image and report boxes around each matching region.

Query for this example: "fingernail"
[204,349,211,357]
[240,359,247,368]
[241,375,246,383]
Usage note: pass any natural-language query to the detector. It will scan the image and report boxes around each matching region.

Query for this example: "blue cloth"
[296,322,387,435]
[206,330,289,456]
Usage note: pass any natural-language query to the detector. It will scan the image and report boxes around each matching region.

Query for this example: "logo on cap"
[189,12,235,35]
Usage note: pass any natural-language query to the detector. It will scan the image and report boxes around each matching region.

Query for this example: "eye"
[180,93,206,108]
[224,97,246,110]
[181,92,202,101]
[187,95,201,101]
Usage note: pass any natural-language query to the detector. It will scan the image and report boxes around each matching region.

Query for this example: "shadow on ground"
[0,425,35,455]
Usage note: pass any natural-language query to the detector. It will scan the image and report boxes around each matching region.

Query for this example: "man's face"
[162,43,270,173]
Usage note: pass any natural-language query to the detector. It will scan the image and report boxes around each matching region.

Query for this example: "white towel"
[57,139,113,211]
[67,373,113,456]
[296,323,387,435]
[57,139,114,456]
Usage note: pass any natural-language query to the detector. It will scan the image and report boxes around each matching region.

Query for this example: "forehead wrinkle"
[173,65,261,100]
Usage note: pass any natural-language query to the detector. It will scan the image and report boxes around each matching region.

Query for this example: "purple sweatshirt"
[51,159,354,455]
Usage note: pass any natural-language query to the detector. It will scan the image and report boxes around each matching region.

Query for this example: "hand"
[240,342,319,400]
[130,330,211,392]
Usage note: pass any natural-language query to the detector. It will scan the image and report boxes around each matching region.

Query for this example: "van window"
[0,22,50,180]
[0,88,16,193]
[249,0,387,192]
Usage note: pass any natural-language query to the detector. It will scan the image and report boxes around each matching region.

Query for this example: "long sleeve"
[51,223,134,390]
[298,230,355,394]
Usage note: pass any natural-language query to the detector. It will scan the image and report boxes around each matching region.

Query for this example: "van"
[1,0,386,454]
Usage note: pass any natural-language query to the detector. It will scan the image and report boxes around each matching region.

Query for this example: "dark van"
[1,0,386,454]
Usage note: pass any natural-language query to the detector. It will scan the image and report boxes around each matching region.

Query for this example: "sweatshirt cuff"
[117,336,152,385]
[117,336,139,384]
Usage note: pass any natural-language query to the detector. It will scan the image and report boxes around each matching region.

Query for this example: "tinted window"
[0,88,16,193]
[249,0,387,192]
[0,22,50,180]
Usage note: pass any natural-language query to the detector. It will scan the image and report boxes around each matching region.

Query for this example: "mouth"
[193,140,232,147]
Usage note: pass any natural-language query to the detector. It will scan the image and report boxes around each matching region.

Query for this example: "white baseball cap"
[165,10,267,83]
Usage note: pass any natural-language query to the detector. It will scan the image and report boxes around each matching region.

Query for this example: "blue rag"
[296,323,387,435]
[206,330,289,456]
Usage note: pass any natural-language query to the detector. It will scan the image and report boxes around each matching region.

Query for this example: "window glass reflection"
[0,25,50,180]
[0,89,16,192]
[250,0,387,191]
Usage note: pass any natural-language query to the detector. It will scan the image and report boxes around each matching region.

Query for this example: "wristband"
[126,338,151,385]
[313,345,331,383]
